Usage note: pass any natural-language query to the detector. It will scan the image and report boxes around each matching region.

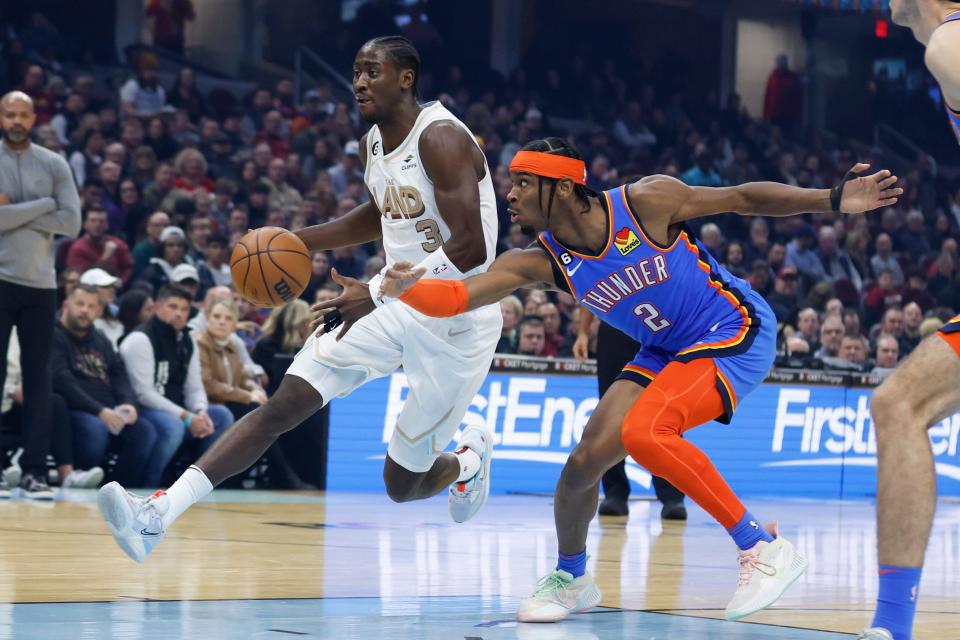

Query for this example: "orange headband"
[509,151,587,186]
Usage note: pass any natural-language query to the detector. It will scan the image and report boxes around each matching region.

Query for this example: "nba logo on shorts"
[614,227,641,256]
[274,278,293,302]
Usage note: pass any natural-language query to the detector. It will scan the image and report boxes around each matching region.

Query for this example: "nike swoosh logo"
[140,528,161,537]
[566,261,583,277]
[448,328,471,337]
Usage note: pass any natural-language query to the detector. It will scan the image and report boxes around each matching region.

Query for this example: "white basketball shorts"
[286,301,502,472]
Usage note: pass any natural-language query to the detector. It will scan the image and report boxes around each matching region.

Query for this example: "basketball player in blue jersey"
[858,3,960,639]
[324,137,901,622]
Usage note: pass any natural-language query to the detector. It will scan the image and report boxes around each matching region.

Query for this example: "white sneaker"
[62,467,104,489]
[448,423,493,523]
[97,481,166,563]
[857,629,894,640]
[3,447,23,488]
[724,522,808,620]
[517,569,602,622]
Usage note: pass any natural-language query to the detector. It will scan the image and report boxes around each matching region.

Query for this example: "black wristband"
[322,309,343,334]
[830,169,859,212]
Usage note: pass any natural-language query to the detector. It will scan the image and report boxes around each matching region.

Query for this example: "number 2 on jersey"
[416,219,443,252]
[633,302,671,332]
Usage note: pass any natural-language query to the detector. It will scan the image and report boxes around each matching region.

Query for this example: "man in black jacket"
[52,284,159,486]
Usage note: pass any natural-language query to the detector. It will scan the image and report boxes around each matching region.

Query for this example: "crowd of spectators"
[3,9,960,488]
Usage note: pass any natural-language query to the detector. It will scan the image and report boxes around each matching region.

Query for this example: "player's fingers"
[881,187,904,197]
[412,267,427,278]
[330,267,343,284]
[393,260,415,271]
[851,162,870,173]
[877,197,899,208]
[869,169,892,182]
[878,176,899,189]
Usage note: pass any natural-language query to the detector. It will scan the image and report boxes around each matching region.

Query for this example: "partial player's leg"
[861,330,960,640]
[517,379,641,622]
[618,357,807,621]
[98,307,404,562]
[383,306,501,521]
[97,375,325,562]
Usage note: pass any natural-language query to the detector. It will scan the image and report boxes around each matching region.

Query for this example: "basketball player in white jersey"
[96,36,503,563]
[859,3,960,639]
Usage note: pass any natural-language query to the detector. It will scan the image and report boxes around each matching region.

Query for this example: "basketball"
[230,227,311,307]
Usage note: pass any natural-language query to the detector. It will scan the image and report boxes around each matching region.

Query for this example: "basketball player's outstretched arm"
[631,163,903,226]
[294,133,383,251]
[320,248,555,338]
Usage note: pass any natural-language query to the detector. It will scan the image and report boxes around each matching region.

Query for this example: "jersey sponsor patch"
[614,227,641,256]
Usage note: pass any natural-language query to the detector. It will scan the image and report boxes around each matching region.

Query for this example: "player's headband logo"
[509,151,587,186]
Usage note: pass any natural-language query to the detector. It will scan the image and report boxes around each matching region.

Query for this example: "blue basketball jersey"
[537,185,762,363]
[943,12,960,146]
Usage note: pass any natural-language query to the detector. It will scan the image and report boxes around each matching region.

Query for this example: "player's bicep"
[419,123,485,262]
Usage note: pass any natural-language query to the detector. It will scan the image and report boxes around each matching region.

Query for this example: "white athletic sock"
[155,465,214,529]
[454,447,482,482]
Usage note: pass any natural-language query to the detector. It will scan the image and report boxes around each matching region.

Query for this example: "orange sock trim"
[399,279,469,317]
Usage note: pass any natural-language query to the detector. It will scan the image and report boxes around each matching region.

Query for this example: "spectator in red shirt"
[145,0,196,55]
[537,302,566,358]
[17,65,55,124]
[172,148,214,193]
[254,110,292,158]
[864,268,903,328]
[763,54,802,134]
[66,207,134,285]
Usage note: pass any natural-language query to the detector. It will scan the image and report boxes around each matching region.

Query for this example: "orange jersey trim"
[716,368,738,413]
[674,233,753,356]
[537,235,577,296]
[550,191,616,260]
[622,364,657,381]
[620,186,683,252]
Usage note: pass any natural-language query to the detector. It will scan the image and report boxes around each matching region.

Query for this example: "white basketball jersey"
[364,101,498,278]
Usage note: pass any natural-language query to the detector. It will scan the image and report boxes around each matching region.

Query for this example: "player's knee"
[870,379,915,437]
[622,405,683,475]
[563,445,607,490]
[383,475,421,503]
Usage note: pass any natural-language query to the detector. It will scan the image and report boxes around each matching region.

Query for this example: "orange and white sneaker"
[448,424,493,523]
[97,482,167,563]
[725,522,808,620]
[517,569,602,622]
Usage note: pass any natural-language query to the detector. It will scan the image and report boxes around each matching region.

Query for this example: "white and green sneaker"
[517,569,602,622]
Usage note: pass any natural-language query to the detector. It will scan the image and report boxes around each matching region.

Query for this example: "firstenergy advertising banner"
[327,371,960,497]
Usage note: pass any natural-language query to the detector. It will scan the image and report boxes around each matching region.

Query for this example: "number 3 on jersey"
[633,302,671,332]
[416,219,443,252]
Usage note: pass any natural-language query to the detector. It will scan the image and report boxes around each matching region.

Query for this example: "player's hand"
[312,268,375,341]
[572,332,590,362]
[378,261,427,299]
[98,408,127,434]
[838,163,903,214]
